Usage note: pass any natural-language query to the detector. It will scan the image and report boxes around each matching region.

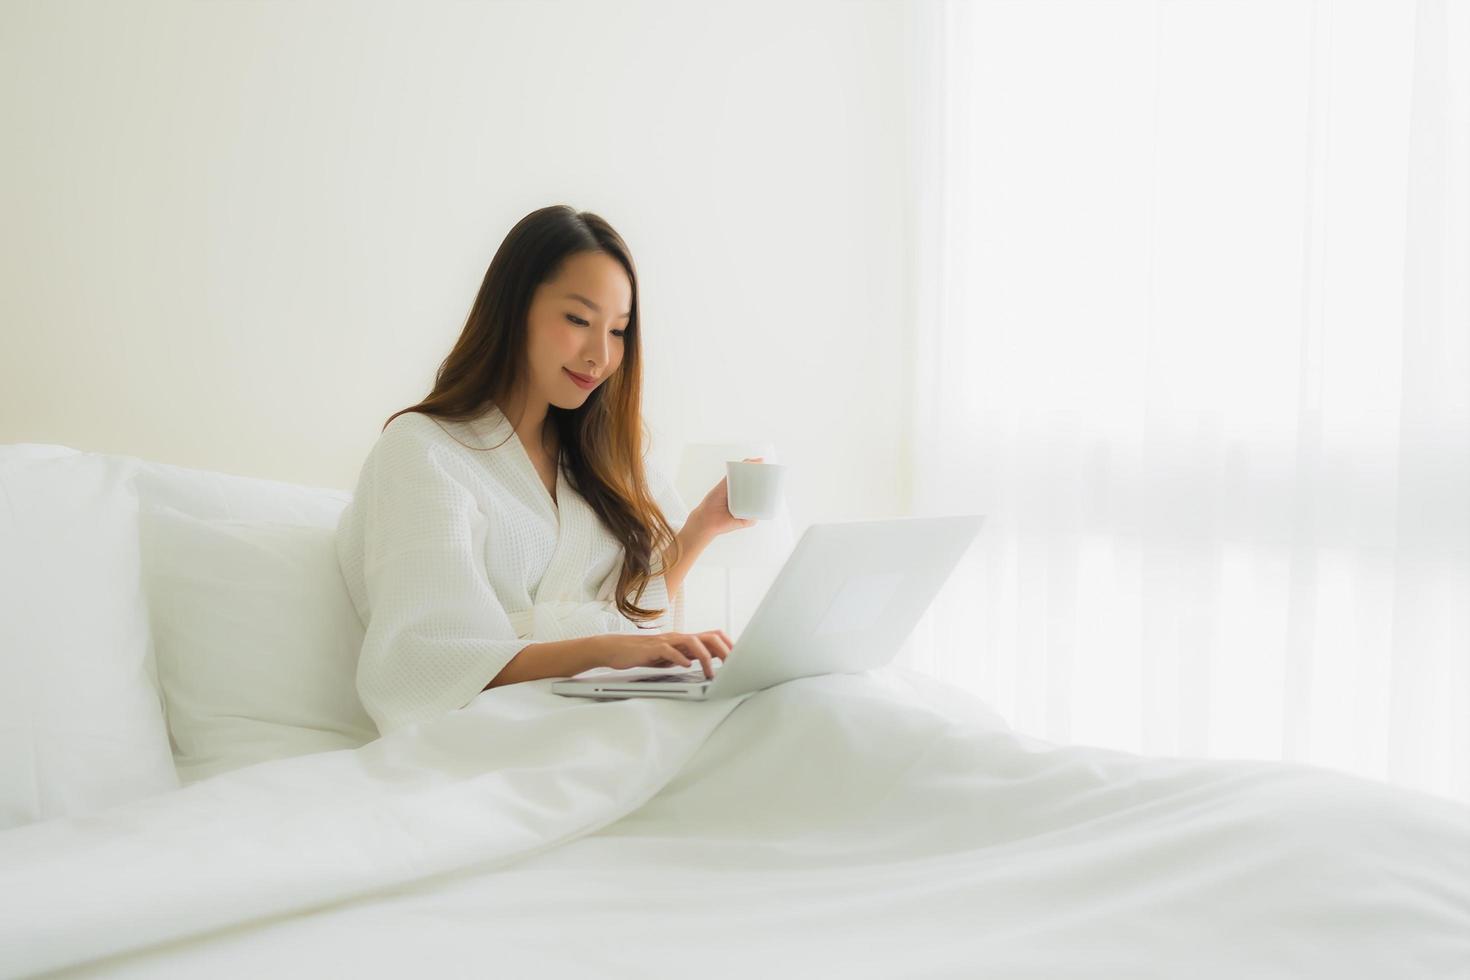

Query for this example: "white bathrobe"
[335,405,689,735]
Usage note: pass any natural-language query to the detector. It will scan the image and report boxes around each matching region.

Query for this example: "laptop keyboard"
[627,670,713,683]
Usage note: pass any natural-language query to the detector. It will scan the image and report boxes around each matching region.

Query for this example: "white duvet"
[2,667,1467,979]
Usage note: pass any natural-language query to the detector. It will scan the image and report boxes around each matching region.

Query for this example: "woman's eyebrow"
[565,292,632,320]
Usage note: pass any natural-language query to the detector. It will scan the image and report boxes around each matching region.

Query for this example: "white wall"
[0,0,917,561]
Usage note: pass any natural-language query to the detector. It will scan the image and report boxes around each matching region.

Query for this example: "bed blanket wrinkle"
[0,675,757,977]
[2,667,1467,980]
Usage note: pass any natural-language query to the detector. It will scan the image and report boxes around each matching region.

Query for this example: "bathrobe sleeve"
[350,417,532,735]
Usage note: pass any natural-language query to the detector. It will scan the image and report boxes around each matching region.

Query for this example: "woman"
[336,205,757,736]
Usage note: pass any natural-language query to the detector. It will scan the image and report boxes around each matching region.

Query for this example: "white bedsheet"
[3,667,1467,979]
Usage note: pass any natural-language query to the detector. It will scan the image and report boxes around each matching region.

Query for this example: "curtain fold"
[904,0,1470,806]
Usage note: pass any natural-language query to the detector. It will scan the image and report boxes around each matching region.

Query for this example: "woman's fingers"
[679,633,716,678]
[702,630,733,659]
[700,630,731,660]
[650,632,734,674]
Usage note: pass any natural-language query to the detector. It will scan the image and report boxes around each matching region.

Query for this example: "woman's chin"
[549,389,592,410]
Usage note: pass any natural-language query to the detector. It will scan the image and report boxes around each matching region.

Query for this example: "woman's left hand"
[687,457,763,540]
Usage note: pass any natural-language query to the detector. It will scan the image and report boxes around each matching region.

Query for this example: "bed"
[2,444,1466,978]
[3,666,1467,978]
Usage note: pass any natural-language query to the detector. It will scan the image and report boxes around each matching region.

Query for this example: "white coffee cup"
[726,460,787,520]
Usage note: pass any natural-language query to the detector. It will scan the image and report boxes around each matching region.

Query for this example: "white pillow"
[139,506,379,783]
[135,458,351,526]
[0,451,179,829]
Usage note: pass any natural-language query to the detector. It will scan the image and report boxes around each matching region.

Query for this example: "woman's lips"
[564,367,598,390]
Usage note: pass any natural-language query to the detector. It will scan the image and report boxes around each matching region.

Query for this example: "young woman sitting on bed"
[335,204,759,737]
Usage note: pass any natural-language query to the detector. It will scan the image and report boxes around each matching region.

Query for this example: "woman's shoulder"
[380,410,452,442]
[383,407,510,450]
[375,410,495,454]
[362,411,500,487]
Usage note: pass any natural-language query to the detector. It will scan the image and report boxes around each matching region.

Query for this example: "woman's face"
[524,250,632,411]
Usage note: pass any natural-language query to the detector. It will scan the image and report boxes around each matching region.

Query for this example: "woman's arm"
[660,519,716,602]
[659,458,758,601]
[484,490,734,690]
[484,638,601,689]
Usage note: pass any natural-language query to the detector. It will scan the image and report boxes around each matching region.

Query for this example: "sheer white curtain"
[901,0,1470,807]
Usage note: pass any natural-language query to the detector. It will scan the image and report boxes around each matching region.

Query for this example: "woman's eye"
[567,314,626,338]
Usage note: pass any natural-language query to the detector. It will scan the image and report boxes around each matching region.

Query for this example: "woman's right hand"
[593,630,734,679]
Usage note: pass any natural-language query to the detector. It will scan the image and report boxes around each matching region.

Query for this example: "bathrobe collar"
[459,403,605,609]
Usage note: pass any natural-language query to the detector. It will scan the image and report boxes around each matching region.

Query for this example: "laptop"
[550,514,985,701]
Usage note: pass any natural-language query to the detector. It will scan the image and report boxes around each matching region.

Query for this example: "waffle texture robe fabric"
[335,406,689,735]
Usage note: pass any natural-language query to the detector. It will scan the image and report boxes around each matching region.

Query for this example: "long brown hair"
[384,205,681,626]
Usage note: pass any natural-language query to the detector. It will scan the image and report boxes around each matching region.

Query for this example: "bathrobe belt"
[506,599,611,642]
